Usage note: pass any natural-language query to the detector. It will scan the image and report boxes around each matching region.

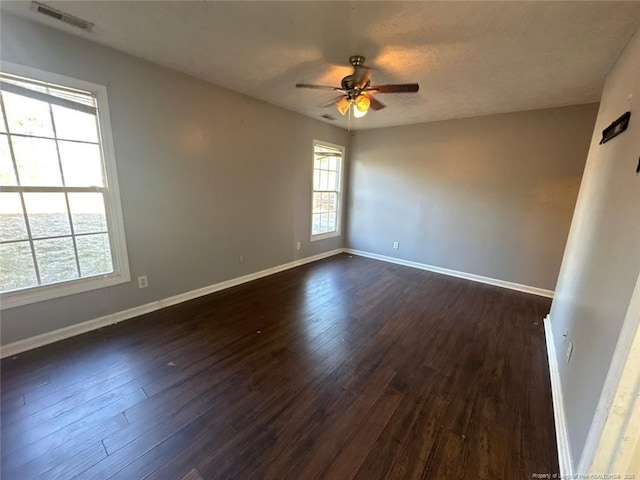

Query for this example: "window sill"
[310,231,341,242]
[1,272,131,310]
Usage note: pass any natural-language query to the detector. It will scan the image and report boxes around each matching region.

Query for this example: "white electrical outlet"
[240,256,244,263]
[566,342,574,364]
[296,242,301,250]
[137,275,148,289]
[393,241,399,249]
[562,330,569,345]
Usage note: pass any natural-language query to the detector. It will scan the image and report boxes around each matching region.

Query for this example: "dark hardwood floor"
[0,254,558,479]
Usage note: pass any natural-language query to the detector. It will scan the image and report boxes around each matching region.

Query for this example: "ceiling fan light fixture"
[336,97,350,116]
[354,94,370,113]
[353,103,368,118]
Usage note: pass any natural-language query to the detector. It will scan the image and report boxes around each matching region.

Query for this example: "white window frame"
[0,61,130,310]
[310,139,344,242]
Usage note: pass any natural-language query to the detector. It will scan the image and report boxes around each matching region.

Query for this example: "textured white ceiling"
[3,1,640,130]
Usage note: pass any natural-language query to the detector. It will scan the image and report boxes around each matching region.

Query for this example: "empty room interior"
[1,1,640,479]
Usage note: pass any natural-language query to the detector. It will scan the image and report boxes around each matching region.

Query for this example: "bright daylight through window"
[311,141,343,240]
[0,66,129,308]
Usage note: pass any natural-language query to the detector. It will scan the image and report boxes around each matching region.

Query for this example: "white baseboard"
[544,314,574,476]
[0,249,343,359]
[344,249,554,298]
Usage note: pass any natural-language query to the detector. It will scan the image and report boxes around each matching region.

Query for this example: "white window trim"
[310,139,345,242]
[0,61,130,310]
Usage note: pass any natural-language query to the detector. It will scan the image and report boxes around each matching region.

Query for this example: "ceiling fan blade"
[295,83,344,91]
[367,95,386,111]
[368,83,419,94]
[318,95,346,108]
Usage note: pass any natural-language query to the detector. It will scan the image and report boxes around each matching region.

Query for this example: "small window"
[0,63,130,309]
[311,141,344,241]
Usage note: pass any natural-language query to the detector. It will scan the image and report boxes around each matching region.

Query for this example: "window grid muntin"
[3,131,103,146]
[0,82,114,294]
[0,230,110,245]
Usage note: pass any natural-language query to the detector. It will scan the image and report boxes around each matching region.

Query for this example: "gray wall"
[550,30,640,467]
[347,104,598,290]
[0,14,349,345]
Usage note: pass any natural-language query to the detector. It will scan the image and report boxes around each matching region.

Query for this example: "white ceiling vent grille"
[29,2,94,31]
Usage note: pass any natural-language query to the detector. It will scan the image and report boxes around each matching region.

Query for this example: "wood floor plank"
[33,441,106,480]
[320,386,405,479]
[2,381,143,446]
[424,428,467,478]
[0,254,558,479]
[142,409,238,480]
[385,394,450,479]
[352,388,442,479]
[179,468,204,480]
[2,334,212,428]
[103,373,249,457]
[269,367,398,479]
[1,413,128,479]
[1,389,145,463]
[97,410,231,480]
[0,374,50,404]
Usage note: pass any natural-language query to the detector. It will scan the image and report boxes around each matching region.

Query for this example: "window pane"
[329,157,337,171]
[76,233,113,277]
[313,169,320,190]
[0,241,37,291]
[327,171,337,191]
[58,141,104,187]
[0,106,6,133]
[319,170,328,190]
[328,192,337,212]
[12,136,62,186]
[318,157,328,169]
[52,105,99,143]
[68,193,107,234]
[3,91,54,137]
[312,192,323,214]
[0,192,28,241]
[312,213,322,235]
[322,192,329,211]
[320,213,329,232]
[0,134,16,185]
[328,212,337,231]
[23,192,71,238]
[34,237,78,284]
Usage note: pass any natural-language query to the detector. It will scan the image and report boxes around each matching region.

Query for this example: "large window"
[0,63,129,309]
[311,141,343,240]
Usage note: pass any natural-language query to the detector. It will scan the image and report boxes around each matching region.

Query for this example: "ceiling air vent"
[30,2,94,31]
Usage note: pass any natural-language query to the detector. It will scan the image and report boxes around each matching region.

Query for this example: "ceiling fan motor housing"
[342,56,369,96]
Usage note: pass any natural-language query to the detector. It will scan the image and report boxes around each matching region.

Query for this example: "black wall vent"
[30,2,94,31]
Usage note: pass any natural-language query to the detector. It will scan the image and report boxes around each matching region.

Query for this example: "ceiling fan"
[295,55,419,119]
